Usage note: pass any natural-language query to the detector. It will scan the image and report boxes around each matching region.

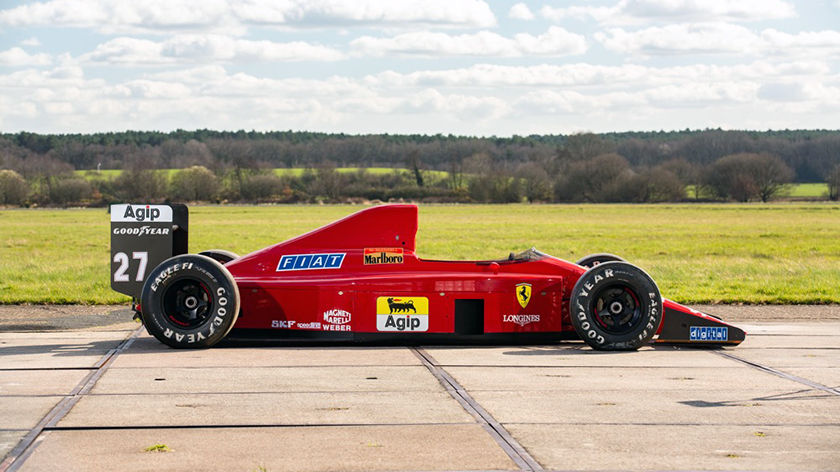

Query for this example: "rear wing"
[110,204,189,299]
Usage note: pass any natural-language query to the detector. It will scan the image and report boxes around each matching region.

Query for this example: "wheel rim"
[161,278,213,329]
[592,284,643,334]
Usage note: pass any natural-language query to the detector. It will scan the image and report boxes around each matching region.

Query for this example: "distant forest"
[1,128,840,206]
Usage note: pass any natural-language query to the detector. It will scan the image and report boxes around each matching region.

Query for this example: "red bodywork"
[223,205,743,345]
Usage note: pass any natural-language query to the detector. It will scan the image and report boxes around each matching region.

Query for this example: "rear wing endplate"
[110,204,189,299]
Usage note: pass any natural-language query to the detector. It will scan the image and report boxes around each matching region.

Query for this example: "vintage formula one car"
[110,204,745,350]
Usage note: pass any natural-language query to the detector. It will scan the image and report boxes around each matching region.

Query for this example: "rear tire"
[570,261,662,351]
[198,249,239,265]
[575,253,625,269]
[140,254,240,349]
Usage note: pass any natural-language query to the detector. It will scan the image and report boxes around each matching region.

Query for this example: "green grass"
[76,169,122,179]
[143,444,171,453]
[75,167,448,180]
[1,204,839,305]
[686,183,829,199]
[788,183,828,197]
[76,169,180,180]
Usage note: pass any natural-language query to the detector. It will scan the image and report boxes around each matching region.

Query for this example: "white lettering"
[323,309,351,325]
[111,226,170,236]
[271,320,295,328]
[502,314,540,327]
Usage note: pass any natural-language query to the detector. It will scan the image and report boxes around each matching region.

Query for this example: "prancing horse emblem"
[516,283,532,309]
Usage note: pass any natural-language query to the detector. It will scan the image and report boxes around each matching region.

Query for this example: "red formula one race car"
[110,204,745,350]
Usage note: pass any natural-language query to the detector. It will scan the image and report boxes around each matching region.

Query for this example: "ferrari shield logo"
[516,283,532,309]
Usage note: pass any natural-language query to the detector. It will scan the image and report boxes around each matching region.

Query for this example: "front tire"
[198,249,239,265]
[575,253,625,269]
[570,261,662,351]
[140,254,240,349]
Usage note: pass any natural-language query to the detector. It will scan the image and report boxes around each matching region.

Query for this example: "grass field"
[788,183,829,197]
[76,167,446,179]
[1,204,839,305]
[686,183,829,199]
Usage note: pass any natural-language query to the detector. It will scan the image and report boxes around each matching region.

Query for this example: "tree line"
[1,129,839,206]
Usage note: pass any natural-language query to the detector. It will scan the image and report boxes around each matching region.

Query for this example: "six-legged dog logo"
[387,297,416,313]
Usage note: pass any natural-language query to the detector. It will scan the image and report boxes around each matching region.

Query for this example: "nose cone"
[655,300,746,346]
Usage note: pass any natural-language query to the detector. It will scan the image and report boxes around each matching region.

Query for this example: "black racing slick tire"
[198,249,240,265]
[575,253,625,269]
[140,254,240,349]
[570,261,662,351]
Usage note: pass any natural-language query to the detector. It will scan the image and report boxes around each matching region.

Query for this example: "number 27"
[113,252,148,282]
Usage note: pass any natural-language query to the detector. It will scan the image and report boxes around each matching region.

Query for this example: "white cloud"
[0,0,244,35]
[0,47,52,66]
[81,35,344,66]
[1,60,837,135]
[542,0,796,24]
[365,61,831,90]
[350,27,586,58]
[596,24,840,58]
[757,82,809,102]
[393,88,509,120]
[81,38,171,65]
[0,64,512,132]
[644,83,758,107]
[20,37,41,47]
[514,90,645,115]
[161,35,344,62]
[760,29,840,55]
[596,23,761,55]
[758,82,840,103]
[123,80,193,99]
[0,0,496,35]
[509,3,535,20]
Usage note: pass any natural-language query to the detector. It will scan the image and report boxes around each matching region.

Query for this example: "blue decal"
[310,255,326,268]
[293,255,313,269]
[277,253,345,271]
[690,326,728,342]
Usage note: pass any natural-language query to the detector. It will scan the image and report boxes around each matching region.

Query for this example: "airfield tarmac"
[1,305,838,472]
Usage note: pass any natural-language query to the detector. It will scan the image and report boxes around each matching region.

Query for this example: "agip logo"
[111,204,173,223]
[376,296,429,332]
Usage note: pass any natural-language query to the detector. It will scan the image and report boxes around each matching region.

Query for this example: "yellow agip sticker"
[376,296,429,332]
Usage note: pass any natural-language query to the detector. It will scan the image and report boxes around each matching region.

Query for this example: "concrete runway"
[1,308,839,471]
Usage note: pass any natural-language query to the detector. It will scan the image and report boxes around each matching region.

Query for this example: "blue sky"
[1,0,839,136]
